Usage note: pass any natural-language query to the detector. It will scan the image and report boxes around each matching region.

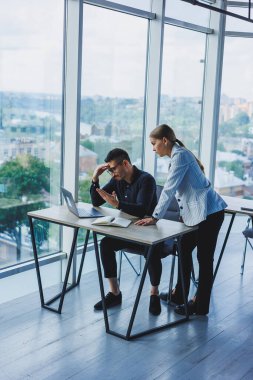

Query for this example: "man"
[90,148,162,315]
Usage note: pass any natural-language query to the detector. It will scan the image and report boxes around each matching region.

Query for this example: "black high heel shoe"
[174,300,197,315]
[159,290,183,306]
[175,300,207,316]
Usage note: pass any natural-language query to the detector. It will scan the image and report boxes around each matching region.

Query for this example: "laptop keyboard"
[77,208,91,217]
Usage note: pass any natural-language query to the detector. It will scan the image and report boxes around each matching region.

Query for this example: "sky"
[0,0,64,95]
[0,0,253,100]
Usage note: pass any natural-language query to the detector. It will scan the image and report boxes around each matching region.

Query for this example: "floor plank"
[1,216,253,379]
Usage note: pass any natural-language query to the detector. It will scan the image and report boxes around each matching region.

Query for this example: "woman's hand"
[134,217,157,226]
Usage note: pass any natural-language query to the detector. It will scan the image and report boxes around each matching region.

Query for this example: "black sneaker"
[94,292,122,311]
[149,295,161,316]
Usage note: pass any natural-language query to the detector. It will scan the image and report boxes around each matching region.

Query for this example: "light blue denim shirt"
[153,144,227,226]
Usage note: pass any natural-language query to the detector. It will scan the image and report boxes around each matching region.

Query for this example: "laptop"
[61,187,103,218]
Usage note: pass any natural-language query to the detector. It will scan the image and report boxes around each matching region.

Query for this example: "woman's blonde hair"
[150,124,204,173]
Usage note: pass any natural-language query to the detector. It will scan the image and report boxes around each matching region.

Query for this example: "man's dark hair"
[104,148,131,164]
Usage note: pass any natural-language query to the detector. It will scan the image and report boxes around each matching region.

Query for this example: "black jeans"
[100,237,165,286]
[175,209,225,314]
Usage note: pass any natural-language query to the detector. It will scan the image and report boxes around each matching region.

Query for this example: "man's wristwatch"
[151,216,158,222]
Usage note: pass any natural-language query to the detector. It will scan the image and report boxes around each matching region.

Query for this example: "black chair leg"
[117,251,142,283]
[241,216,253,276]
[241,238,248,275]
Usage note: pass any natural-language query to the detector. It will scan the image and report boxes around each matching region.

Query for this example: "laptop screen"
[61,187,103,218]
[61,187,79,216]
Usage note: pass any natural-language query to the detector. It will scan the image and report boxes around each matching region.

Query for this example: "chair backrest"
[156,185,180,222]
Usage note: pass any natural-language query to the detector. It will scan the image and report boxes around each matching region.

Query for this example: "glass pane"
[166,0,211,27]
[0,0,64,268]
[79,5,147,203]
[226,7,253,33]
[156,25,206,184]
[215,37,253,199]
[104,0,152,12]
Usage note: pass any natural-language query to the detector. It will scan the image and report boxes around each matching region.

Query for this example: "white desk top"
[28,203,196,246]
[223,195,253,215]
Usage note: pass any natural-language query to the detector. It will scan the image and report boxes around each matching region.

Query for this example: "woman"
[135,124,227,315]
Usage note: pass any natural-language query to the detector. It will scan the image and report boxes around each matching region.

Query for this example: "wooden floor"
[1,215,253,380]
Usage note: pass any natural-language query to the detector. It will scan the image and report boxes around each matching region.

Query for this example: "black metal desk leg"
[77,230,90,285]
[177,236,189,319]
[94,236,190,340]
[58,227,79,313]
[29,216,80,314]
[126,246,152,339]
[213,213,235,282]
[28,216,45,307]
[93,232,109,332]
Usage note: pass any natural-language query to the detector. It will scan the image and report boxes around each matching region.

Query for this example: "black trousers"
[175,209,225,314]
[100,237,165,286]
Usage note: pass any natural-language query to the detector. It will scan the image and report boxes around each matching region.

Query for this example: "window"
[226,7,253,32]
[214,37,253,198]
[156,25,206,183]
[79,4,148,202]
[166,0,211,27]
[0,0,64,268]
[104,0,152,11]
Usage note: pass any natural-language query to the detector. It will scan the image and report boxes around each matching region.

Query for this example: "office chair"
[117,185,180,287]
[241,216,253,275]
[117,185,198,291]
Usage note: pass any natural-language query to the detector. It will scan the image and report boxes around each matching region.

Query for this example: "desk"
[213,195,253,281]
[28,204,134,314]
[28,204,196,340]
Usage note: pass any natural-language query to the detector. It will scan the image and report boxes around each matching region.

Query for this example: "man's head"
[104,148,133,181]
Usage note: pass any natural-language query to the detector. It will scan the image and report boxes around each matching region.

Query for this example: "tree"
[220,111,251,137]
[231,149,246,156]
[218,160,244,180]
[79,179,92,203]
[0,155,50,258]
[0,155,49,197]
[217,142,226,152]
[234,111,250,126]
[0,199,46,260]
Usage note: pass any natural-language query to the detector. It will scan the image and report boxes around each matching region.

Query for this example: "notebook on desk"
[92,216,132,228]
[61,187,103,218]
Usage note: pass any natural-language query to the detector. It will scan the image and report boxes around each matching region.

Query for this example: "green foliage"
[160,96,202,128]
[217,142,226,152]
[80,97,143,131]
[234,112,250,126]
[218,160,244,180]
[81,140,94,151]
[79,179,91,203]
[0,155,49,255]
[80,137,143,165]
[220,112,252,137]
[0,199,45,231]
[0,155,49,198]
[231,149,246,156]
